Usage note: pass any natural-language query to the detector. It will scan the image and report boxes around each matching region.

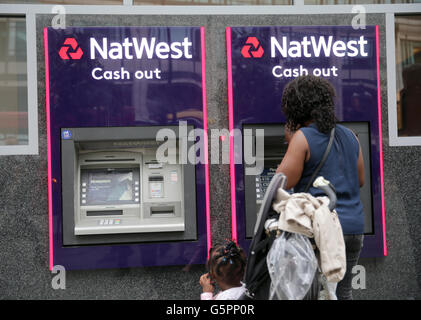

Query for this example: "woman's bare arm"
[276,130,309,190]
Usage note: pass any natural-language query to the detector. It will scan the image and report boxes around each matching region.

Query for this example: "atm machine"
[44,26,209,270]
[227,25,386,257]
[243,123,373,240]
[61,126,197,247]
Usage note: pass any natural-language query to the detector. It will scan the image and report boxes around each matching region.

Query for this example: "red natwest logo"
[59,38,83,60]
[241,37,264,58]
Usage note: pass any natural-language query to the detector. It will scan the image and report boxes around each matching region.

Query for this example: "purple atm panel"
[226,25,386,257]
[44,26,210,270]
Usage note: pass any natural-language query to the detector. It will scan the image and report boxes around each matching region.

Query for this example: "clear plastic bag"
[319,274,338,300]
[267,232,318,300]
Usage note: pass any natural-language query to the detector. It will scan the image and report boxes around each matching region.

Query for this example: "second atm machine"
[227,25,386,257]
[243,123,373,240]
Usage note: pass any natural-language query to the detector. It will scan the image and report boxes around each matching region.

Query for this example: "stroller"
[241,173,337,300]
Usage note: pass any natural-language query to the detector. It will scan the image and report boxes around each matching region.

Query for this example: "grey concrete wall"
[0,13,419,299]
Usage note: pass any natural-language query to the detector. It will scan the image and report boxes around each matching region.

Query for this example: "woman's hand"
[200,273,215,293]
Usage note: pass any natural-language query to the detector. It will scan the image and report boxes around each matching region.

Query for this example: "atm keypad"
[256,168,277,200]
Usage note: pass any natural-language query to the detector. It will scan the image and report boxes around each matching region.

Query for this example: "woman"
[276,75,365,300]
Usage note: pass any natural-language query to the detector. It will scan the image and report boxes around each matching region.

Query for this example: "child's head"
[207,241,246,288]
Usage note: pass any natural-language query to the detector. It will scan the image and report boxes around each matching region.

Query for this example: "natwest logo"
[59,38,83,60]
[90,37,193,60]
[241,37,264,58]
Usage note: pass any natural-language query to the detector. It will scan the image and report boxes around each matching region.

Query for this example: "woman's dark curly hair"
[207,241,246,286]
[282,75,337,134]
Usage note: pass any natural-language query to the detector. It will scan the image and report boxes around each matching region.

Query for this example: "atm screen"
[244,125,288,238]
[256,135,288,200]
[80,168,140,206]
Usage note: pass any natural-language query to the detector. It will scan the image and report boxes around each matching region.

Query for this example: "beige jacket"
[272,188,346,283]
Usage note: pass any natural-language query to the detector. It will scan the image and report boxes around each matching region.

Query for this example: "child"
[199,241,246,300]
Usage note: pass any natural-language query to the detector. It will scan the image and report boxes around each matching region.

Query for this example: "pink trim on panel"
[200,26,211,257]
[44,27,54,270]
[226,27,238,244]
[376,25,387,256]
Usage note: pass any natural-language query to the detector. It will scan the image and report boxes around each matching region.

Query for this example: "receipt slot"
[45,26,209,269]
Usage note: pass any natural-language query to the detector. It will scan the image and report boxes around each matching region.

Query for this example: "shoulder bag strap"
[304,127,335,193]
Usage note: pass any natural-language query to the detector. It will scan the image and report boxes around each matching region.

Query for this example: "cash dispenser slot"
[86,210,123,216]
[149,176,164,181]
[84,158,136,162]
[150,206,175,216]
